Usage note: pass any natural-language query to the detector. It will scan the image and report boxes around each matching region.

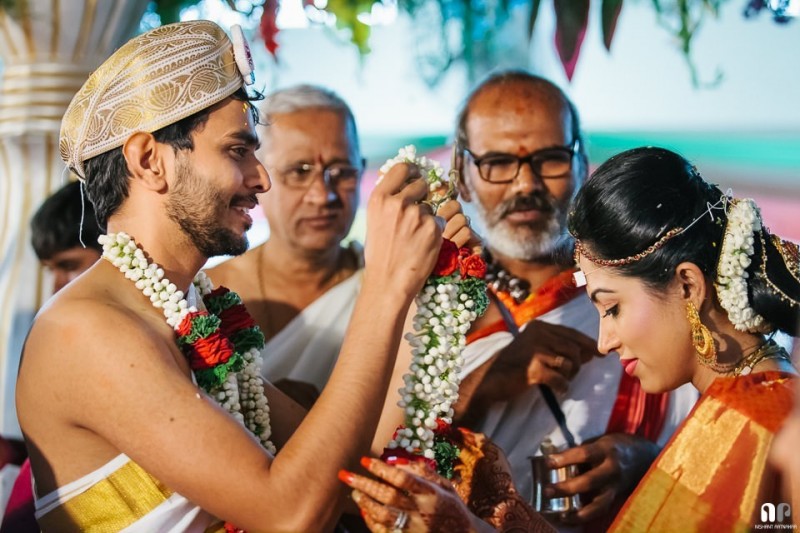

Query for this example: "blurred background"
[0,0,798,509]
[163,0,800,246]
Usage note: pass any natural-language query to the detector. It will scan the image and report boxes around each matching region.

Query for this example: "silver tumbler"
[529,454,582,519]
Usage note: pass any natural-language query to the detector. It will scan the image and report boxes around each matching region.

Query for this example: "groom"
[17,20,447,532]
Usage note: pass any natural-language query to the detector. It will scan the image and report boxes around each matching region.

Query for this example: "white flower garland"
[379,145,454,210]
[390,282,479,459]
[715,198,768,333]
[380,146,480,461]
[99,232,276,454]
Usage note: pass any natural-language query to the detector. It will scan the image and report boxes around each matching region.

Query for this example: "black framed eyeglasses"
[464,138,580,184]
[277,160,364,192]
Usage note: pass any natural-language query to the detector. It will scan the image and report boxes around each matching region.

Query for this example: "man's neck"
[245,240,356,342]
[260,239,353,292]
[105,218,206,292]
[490,249,568,293]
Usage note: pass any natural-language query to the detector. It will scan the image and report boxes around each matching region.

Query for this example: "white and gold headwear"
[60,21,255,180]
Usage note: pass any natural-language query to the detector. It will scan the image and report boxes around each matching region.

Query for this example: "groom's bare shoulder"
[18,263,189,431]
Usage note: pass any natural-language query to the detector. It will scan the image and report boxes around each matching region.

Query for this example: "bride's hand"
[338,456,474,532]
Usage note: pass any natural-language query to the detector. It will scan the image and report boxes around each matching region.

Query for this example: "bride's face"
[579,256,696,393]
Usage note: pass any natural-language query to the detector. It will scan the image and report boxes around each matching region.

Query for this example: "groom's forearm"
[268,285,410,529]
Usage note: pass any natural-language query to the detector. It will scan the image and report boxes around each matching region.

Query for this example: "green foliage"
[320,0,731,87]
[460,278,489,317]
[601,0,624,50]
[204,291,242,315]
[195,353,244,389]
[427,274,459,286]
[434,436,460,479]
[324,0,377,55]
[152,0,262,25]
[178,314,222,345]
[152,0,199,25]
[231,327,266,353]
[0,0,26,18]
[650,0,726,87]
[16,0,737,90]
[528,0,543,42]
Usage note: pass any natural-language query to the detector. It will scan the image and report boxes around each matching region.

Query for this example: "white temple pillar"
[0,0,150,506]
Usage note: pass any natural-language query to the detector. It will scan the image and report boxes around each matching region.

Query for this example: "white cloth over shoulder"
[260,270,364,391]
[459,294,698,504]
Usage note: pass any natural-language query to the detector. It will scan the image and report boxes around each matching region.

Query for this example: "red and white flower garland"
[379,147,488,477]
[99,232,276,454]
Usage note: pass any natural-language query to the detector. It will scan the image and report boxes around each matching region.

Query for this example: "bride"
[568,146,798,531]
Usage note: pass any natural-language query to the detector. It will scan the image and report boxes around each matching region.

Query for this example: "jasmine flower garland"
[99,232,276,454]
[379,147,489,478]
[379,144,455,211]
[715,198,769,333]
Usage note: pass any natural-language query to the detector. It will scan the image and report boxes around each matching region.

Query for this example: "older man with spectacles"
[208,84,366,409]
[450,70,698,531]
[462,137,580,185]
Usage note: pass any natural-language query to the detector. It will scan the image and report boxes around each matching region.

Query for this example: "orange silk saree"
[610,371,795,532]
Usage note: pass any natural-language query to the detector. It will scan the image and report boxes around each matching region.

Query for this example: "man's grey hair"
[260,84,360,152]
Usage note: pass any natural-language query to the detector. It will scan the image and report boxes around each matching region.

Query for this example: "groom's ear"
[123,132,172,193]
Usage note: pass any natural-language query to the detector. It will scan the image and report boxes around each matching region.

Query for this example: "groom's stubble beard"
[165,156,252,258]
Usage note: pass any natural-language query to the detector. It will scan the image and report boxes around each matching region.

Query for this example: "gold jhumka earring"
[686,301,717,366]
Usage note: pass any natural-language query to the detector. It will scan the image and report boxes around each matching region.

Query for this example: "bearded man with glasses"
[450,70,698,531]
[208,85,367,411]
[463,137,580,184]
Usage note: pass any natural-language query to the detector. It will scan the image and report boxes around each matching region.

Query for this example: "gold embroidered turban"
[60,20,255,180]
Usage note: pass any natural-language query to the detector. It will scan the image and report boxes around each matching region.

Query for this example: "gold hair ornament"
[772,234,800,285]
[573,191,733,287]
[758,231,800,308]
[574,227,684,267]
[572,191,732,276]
